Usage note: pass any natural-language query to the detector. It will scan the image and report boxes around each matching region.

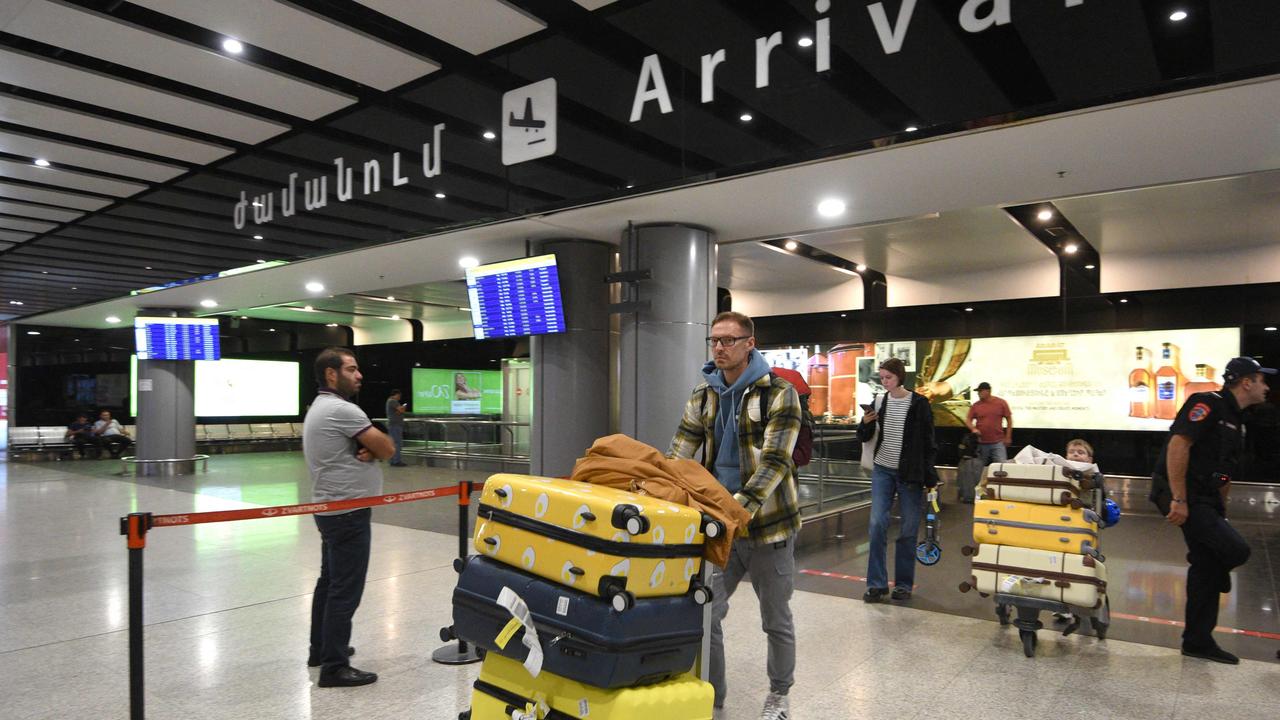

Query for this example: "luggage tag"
[497,586,545,678]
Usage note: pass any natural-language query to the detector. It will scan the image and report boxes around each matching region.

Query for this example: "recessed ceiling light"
[1169,10,1188,22]
[34,158,50,167]
[784,240,799,251]
[326,323,338,328]
[1063,243,1078,254]
[390,314,401,321]
[964,307,974,312]
[41,270,48,274]
[1037,209,1054,221]
[459,256,479,269]
[222,38,244,54]
[144,266,152,270]
[904,126,918,132]
[71,287,77,290]
[625,184,634,189]
[106,315,121,323]
[303,305,313,312]
[817,198,846,217]
[239,315,248,319]
[26,330,39,335]
[435,192,446,199]
[1084,264,1096,270]
[1266,326,1278,332]
[840,313,847,317]
[267,328,276,332]
[855,264,867,272]
[252,235,263,240]
[386,296,395,301]
[1119,298,1128,304]
[305,281,325,292]
[255,259,266,263]
[252,200,262,208]
[482,131,496,140]
[199,299,217,308]
[8,300,22,305]
[739,113,753,122]
[798,37,814,48]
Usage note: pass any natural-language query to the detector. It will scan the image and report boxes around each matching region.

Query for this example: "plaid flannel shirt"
[667,373,802,544]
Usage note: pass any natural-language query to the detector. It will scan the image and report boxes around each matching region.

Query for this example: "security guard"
[1150,356,1270,664]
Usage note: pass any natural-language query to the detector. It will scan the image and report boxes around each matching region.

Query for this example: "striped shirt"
[874,394,913,469]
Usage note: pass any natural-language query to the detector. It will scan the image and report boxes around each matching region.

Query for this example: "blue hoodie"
[703,349,772,493]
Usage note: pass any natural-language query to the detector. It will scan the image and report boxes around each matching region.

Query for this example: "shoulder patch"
[1188,402,1211,422]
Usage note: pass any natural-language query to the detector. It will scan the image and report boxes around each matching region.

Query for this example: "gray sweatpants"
[709,535,796,706]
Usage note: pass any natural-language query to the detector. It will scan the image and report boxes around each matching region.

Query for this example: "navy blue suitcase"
[449,555,703,688]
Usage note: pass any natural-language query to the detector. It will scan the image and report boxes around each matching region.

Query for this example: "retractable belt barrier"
[119,479,477,720]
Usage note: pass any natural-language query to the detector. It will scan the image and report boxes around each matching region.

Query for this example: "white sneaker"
[759,692,790,720]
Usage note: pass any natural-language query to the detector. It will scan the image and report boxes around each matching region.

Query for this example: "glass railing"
[798,425,873,517]
[397,417,530,464]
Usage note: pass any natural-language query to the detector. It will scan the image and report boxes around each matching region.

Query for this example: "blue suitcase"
[449,555,703,688]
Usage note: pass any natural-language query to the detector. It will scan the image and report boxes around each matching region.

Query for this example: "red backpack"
[766,367,814,467]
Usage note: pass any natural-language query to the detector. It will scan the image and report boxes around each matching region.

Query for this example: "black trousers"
[310,508,372,673]
[96,435,132,458]
[1179,502,1251,650]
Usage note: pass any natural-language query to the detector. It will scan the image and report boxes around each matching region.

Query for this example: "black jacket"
[857,391,939,487]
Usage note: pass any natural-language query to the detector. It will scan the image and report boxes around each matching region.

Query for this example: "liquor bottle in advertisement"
[1128,347,1154,418]
[1154,342,1186,420]
[1183,363,1221,396]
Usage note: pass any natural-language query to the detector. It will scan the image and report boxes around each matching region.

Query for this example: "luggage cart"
[974,472,1112,657]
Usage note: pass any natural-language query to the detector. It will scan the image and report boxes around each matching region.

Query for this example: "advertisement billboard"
[411,368,503,415]
[131,357,300,417]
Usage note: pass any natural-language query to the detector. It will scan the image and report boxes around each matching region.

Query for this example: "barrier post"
[432,480,482,665]
[120,512,152,720]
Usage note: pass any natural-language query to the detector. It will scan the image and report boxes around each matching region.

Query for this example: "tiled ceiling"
[1,0,1279,321]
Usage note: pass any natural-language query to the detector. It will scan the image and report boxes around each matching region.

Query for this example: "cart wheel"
[1089,618,1109,640]
[996,603,1011,626]
[459,711,471,720]
[1020,629,1037,657]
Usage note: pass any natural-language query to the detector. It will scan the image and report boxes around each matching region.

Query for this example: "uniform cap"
[1223,356,1277,384]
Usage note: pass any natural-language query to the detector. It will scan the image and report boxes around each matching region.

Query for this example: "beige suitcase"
[982,463,1090,507]
[960,543,1107,608]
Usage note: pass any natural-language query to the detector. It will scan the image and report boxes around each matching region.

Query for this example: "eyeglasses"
[707,335,751,348]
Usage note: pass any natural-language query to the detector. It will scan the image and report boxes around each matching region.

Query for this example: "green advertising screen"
[412,369,502,415]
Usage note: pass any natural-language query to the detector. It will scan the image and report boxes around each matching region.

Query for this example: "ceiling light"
[222,38,244,54]
[840,313,847,318]
[71,287,77,290]
[390,314,401,321]
[267,328,276,332]
[326,323,338,328]
[1063,243,1078,254]
[964,307,974,312]
[1084,264,1096,270]
[199,299,217,308]
[34,158,50,167]
[144,266,152,270]
[798,37,814,48]
[459,256,479,269]
[9,300,23,305]
[625,184,634,189]
[386,296,395,301]
[739,113,753,122]
[1037,209,1053,221]
[41,270,48,274]
[305,281,325,292]
[856,264,867,272]
[482,131,497,140]
[1169,10,1188,22]
[252,234,263,240]
[817,198,846,218]
[240,316,248,319]
[784,240,799,251]
[435,192,446,199]
[252,200,262,207]
[303,305,313,312]
[1264,326,1278,331]
[106,316,121,323]
[1119,298,1128,304]
[26,330,39,335]
[255,259,266,263]
[904,126,918,132]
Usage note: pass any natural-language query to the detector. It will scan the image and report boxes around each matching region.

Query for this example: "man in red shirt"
[966,382,1012,464]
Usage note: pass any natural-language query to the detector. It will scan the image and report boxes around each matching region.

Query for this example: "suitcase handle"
[578,510,597,522]
[482,537,498,546]
[493,487,508,498]
[567,566,585,576]
[992,470,1008,478]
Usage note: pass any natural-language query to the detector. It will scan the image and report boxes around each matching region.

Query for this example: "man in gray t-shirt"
[304,347,393,688]
[385,389,407,467]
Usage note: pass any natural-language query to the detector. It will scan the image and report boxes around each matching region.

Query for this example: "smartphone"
[859,403,874,413]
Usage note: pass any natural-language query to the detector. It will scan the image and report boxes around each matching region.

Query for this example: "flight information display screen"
[466,254,566,340]
[134,317,221,360]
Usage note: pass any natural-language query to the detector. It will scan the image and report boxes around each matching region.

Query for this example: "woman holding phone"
[856,357,939,602]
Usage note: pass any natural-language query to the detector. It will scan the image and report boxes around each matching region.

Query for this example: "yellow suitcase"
[973,498,1101,558]
[473,474,721,611]
[467,652,714,720]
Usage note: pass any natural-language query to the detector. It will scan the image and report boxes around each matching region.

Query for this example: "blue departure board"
[134,317,221,360]
[466,254,567,340]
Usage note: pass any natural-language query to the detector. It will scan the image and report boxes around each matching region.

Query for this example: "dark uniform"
[1150,390,1252,653]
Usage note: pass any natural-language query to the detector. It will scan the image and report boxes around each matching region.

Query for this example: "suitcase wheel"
[453,557,465,573]
[612,505,651,535]
[701,514,724,539]
[609,589,636,613]
[958,581,971,593]
[439,625,455,643]
[960,545,975,557]
[459,711,471,720]
[692,584,713,606]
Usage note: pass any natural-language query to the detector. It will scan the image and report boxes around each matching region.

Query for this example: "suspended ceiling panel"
[0,129,185,182]
[0,230,34,243]
[0,158,148,196]
[0,216,58,234]
[3,1,355,119]
[0,93,233,165]
[0,48,289,143]
[0,181,114,212]
[0,199,81,224]
[128,0,441,92]
[354,0,546,55]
